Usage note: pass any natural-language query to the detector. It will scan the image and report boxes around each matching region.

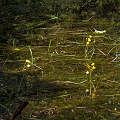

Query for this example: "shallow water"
[0,18,120,119]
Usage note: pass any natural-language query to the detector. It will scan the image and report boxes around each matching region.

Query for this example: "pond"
[0,16,120,120]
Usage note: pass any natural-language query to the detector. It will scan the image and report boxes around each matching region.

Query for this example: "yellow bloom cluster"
[86,35,92,45]
[26,59,31,68]
[86,62,96,74]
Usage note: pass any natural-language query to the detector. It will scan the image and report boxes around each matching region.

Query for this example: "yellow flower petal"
[91,63,95,66]
[87,42,89,45]
[86,63,90,69]
[86,71,89,74]
[86,89,89,92]
[26,60,31,63]
[89,35,92,38]
[27,64,30,67]
[88,38,91,42]
[92,66,96,69]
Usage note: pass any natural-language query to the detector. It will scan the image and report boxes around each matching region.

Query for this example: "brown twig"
[8,101,29,120]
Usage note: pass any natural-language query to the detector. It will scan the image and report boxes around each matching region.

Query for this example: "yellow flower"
[88,38,91,42]
[92,66,96,69]
[86,71,89,74]
[26,60,31,63]
[86,63,90,69]
[87,42,89,45]
[89,35,92,38]
[86,89,89,92]
[91,63,95,66]
[27,64,31,67]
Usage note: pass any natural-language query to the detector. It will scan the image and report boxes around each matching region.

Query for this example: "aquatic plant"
[85,35,96,97]
[23,46,43,71]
